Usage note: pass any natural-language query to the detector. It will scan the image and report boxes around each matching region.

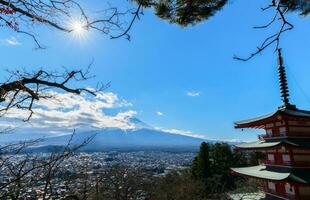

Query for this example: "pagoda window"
[279,127,286,136]
[267,154,275,163]
[282,154,290,164]
[268,181,276,191]
[266,129,273,137]
[285,183,295,195]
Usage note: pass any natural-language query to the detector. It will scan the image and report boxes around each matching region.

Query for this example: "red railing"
[261,159,290,166]
[261,159,310,167]
[264,188,296,200]
[262,159,293,166]
[258,134,269,140]
[260,159,277,165]
[259,133,310,139]
[283,160,291,165]
[258,133,285,139]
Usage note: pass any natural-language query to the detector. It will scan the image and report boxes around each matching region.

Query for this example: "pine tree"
[249,152,266,166]
[132,0,310,27]
[209,143,233,175]
[191,142,210,180]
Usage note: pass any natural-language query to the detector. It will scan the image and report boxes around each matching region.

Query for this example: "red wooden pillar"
[289,148,294,166]
[294,183,300,200]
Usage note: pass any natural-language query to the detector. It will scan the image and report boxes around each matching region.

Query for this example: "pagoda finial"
[277,48,296,110]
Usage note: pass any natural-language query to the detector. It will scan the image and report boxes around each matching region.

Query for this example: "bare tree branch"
[0,67,108,121]
[234,0,294,61]
[0,0,144,48]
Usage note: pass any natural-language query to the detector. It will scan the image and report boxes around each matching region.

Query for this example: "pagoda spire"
[277,48,296,110]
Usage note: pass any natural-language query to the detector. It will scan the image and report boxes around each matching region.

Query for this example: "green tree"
[144,0,227,26]
[133,0,310,27]
[232,152,248,168]
[249,152,266,166]
[281,0,310,15]
[191,142,210,180]
[209,143,233,175]
[191,142,249,195]
[207,143,234,193]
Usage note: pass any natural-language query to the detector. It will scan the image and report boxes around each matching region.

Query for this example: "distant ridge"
[0,118,227,152]
[39,128,207,152]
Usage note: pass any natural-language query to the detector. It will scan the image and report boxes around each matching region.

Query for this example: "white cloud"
[0,90,138,135]
[4,36,20,46]
[186,91,200,97]
[156,127,207,139]
[0,89,213,141]
[156,111,164,116]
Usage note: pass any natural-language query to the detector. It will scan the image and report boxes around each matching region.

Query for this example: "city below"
[1,150,196,199]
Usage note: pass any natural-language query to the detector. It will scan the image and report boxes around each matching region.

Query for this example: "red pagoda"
[231,49,310,200]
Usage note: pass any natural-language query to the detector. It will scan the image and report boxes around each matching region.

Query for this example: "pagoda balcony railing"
[258,134,277,139]
[260,160,280,165]
[258,134,268,140]
[259,133,310,139]
[261,159,310,167]
[260,159,290,166]
[259,159,269,165]
[264,188,296,200]
[258,134,286,139]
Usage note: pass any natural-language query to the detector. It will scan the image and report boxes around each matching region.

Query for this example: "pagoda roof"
[231,165,289,181]
[235,138,310,149]
[236,141,281,149]
[235,107,310,129]
[231,165,310,184]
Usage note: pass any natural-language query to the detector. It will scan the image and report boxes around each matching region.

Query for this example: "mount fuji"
[0,118,211,152]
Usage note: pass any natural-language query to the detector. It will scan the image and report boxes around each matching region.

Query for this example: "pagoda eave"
[234,112,275,129]
[231,165,310,184]
[234,108,310,129]
[235,141,281,150]
[231,165,290,181]
[235,138,310,150]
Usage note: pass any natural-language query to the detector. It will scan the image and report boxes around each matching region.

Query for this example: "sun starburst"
[70,19,88,40]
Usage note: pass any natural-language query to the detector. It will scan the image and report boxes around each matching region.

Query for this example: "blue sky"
[1,0,310,141]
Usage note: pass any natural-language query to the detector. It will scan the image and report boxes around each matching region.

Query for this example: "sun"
[70,19,88,39]
[72,21,85,33]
